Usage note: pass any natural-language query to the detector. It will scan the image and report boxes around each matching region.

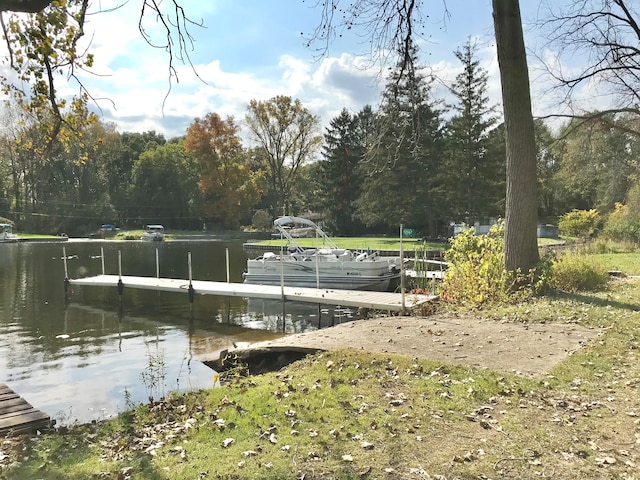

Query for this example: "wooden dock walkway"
[68,275,436,312]
[0,384,51,436]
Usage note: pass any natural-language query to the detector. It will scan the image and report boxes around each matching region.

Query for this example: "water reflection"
[0,240,358,426]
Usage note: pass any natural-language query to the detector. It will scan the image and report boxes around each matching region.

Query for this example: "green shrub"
[558,209,600,237]
[251,209,272,232]
[551,253,609,292]
[602,202,640,244]
[441,222,514,306]
[0,216,14,226]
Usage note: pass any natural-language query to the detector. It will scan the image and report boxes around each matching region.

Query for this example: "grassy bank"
[2,254,639,479]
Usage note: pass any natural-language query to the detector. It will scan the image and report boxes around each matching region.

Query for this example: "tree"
[356,42,444,235]
[0,1,199,146]
[184,113,263,228]
[245,96,322,217]
[534,119,561,221]
[552,114,640,214]
[107,131,167,226]
[311,0,541,272]
[317,107,370,235]
[129,142,200,229]
[441,39,502,223]
[492,0,539,272]
[538,1,640,129]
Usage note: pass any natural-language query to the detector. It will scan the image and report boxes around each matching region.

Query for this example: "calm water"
[0,240,354,426]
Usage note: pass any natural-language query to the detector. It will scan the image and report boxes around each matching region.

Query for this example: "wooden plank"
[0,402,35,416]
[0,397,33,412]
[0,410,50,431]
[0,384,51,436]
[0,407,44,421]
[0,384,13,395]
[0,392,20,402]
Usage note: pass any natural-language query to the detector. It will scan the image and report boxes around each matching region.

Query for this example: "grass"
[3,250,640,479]
[248,236,567,252]
[247,236,445,252]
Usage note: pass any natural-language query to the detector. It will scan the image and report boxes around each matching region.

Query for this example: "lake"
[0,239,356,426]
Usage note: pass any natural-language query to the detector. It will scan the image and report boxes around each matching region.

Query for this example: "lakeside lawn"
[249,236,568,252]
[2,251,640,479]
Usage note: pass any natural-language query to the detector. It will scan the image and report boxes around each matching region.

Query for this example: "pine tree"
[441,39,502,224]
[356,41,444,235]
[318,107,373,235]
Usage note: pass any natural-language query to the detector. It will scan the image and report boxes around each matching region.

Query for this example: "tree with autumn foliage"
[184,112,263,228]
[245,96,322,217]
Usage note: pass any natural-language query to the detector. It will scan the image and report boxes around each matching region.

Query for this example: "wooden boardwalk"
[68,275,436,312]
[0,384,51,436]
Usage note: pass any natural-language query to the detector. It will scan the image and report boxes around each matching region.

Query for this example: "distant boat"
[141,224,164,242]
[0,223,18,243]
[243,216,401,291]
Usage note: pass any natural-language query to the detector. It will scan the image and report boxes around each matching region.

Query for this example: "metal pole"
[156,248,160,279]
[315,228,320,289]
[62,246,69,279]
[101,247,105,275]
[400,224,405,314]
[226,248,230,283]
[280,233,285,301]
[117,250,124,297]
[187,251,195,304]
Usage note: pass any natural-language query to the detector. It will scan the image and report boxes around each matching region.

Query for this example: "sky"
[48,0,592,140]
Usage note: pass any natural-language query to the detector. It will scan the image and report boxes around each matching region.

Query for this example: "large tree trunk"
[492,0,539,272]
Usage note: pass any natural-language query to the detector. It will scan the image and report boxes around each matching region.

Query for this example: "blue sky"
[64,1,586,139]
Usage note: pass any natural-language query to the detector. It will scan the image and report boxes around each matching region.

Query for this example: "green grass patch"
[249,236,445,252]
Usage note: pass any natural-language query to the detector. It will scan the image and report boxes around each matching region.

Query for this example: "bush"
[0,216,14,226]
[251,210,273,232]
[441,222,514,306]
[602,202,640,244]
[551,253,609,292]
[558,209,600,237]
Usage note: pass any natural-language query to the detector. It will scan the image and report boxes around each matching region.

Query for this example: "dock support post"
[117,250,124,297]
[225,248,230,283]
[187,252,195,304]
[400,225,406,314]
[62,246,69,293]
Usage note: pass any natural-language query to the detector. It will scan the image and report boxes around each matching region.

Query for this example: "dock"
[0,384,52,436]
[67,275,436,312]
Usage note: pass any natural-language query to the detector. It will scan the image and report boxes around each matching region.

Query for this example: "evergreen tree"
[317,107,373,235]
[356,42,444,236]
[441,39,502,224]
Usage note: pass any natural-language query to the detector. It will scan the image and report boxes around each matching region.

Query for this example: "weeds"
[440,222,514,306]
[140,338,167,401]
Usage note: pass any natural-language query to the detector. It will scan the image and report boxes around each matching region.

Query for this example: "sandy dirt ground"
[227,314,602,378]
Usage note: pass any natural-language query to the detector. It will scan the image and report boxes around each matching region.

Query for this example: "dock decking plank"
[0,384,51,436]
[68,274,436,312]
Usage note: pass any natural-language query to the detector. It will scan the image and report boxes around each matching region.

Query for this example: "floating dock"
[0,384,52,436]
[67,274,436,312]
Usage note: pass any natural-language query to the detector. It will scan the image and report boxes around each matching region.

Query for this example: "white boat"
[141,224,164,242]
[0,223,18,243]
[243,216,401,291]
